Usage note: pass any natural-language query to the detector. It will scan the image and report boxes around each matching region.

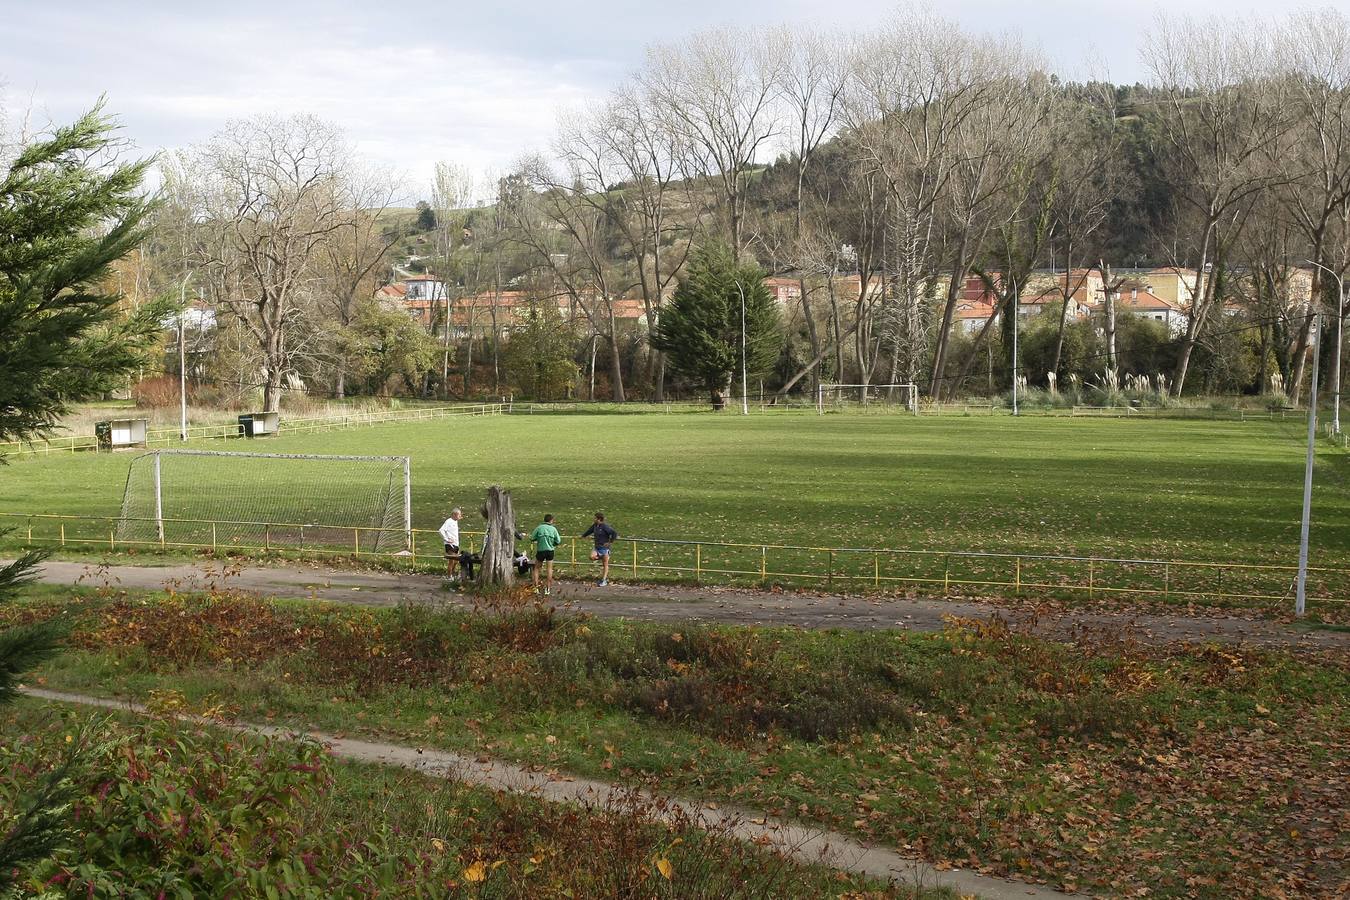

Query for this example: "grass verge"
[1,702,923,898]
[7,584,1348,897]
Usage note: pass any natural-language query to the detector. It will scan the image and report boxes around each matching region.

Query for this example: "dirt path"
[21,686,1071,899]
[25,559,1349,650]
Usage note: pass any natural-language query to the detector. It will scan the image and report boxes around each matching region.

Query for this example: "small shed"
[238,411,280,437]
[95,418,149,450]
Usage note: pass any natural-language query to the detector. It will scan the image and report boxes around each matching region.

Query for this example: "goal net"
[816,383,919,414]
[116,450,411,553]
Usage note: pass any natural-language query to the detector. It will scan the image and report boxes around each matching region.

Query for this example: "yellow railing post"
[1163,563,1169,599]
[211,522,217,552]
[110,528,115,551]
[60,523,65,547]
[944,555,950,593]
[632,540,638,576]
[1014,557,1021,595]
[760,546,767,581]
[874,552,880,588]
[264,524,271,552]
[827,550,834,587]
[695,544,702,584]
[1088,559,1095,599]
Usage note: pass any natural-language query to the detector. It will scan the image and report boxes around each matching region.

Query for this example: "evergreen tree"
[0,103,169,881]
[650,244,782,409]
[415,200,437,232]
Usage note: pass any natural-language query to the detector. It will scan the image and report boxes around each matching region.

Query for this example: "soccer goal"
[816,383,919,414]
[115,450,411,553]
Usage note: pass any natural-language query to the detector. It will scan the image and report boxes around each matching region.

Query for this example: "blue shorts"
[594,546,611,557]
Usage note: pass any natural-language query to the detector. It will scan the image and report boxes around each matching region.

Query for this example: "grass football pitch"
[3,410,1348,572]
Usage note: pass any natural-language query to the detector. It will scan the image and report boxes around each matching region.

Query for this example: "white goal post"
[116,450,412,553]
[816,383,919,414]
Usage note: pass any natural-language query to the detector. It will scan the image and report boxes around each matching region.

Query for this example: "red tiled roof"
[1110,289,1182,312]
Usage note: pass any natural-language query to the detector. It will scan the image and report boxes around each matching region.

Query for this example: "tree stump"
[479,485,516,586]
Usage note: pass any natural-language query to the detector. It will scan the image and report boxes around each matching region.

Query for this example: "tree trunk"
[263,365,283,413]
[652,351,666,403]
[461,332,474,399]
[607,309,625,402]
[335,366,346,400]
[929,243,969,398]
[479,485,516,586]
[1172,223,1215,397]
[1289,311,1315,406]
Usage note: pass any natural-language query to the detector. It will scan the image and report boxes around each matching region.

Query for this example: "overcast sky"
[1,0,1305,202]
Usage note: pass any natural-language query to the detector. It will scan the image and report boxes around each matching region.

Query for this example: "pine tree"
[0,102,169,881]
[650,244,782,409]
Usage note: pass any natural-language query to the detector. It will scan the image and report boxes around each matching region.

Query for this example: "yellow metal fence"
[3,512,1345,607]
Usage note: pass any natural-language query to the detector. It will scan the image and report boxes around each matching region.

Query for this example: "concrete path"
[28,558,1348,650]
[22,686,1072,900]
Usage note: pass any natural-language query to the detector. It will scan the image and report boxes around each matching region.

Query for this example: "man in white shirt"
[438,507,463,580]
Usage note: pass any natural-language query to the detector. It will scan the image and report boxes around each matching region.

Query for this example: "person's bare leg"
[601,553,610,583]
[546,560,554,593]
[532,561,540,592]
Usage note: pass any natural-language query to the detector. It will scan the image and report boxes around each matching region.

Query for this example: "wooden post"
[1014,557,1021,595]
[874,552,880,588]
[827,550,834,587]
[211,521,217,552]
[760,546,767,582]
[1088,559,1095,599]
[60,523,65,547]
[631,541,638,577]
[695,544,702,584]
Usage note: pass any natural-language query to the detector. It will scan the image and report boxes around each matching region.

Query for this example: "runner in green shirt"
[529,514,562,595]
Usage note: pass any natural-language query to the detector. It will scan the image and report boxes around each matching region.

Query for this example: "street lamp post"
[735,280,748,416]
[1296,311,1322,617]
[179,272,193,442]
[1306,259,1344,436]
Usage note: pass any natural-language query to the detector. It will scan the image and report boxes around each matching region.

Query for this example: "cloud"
[1,0,1305,198]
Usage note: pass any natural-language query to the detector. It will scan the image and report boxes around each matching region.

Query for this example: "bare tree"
[641,26,782,253]
[508,154,630,401]
[177,115,347,411]
[319,164,404,398]
[1142,14,1296,396]
[556,84,704,400]
[431,162,477,395]
[1278,9,1350,403]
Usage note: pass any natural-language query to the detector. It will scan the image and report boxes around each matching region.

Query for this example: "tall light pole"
[1296,311,1322,617]
[179,272,193,442]
[1306,260,1343,436]
[735,280,748,416]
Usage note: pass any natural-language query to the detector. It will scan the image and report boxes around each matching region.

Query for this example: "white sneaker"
[598,579,607,587]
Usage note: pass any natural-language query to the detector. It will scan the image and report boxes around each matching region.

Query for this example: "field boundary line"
[19,686,1074,899]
